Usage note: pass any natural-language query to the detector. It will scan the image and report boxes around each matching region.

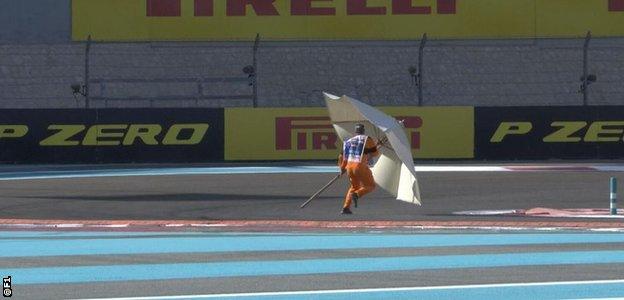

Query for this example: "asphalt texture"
[2,167,624,299]
[0,170,621,222]
[8,237,624,299]
[16,262,624,299]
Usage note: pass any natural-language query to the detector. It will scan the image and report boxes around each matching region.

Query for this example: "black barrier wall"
[3,106,624,163]
[476,106,624,160]
[0,109,224,163]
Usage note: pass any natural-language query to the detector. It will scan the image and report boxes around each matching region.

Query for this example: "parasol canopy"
[324,93,421,205]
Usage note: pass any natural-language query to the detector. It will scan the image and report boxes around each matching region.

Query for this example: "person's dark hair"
[355,123,365,134]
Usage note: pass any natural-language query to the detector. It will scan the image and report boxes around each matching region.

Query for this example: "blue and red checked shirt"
[339,135,379,168]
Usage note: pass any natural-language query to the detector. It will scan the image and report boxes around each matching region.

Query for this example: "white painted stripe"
[595,166,624,172]
[414,166,507,172]
[89,224,129,228]
[71,279,624,300]
[454,209,624,219]
[565,298,624,300]
[453,209,520,216]
[190,223,229,227]
[611,193,617,200]
[55,224,84,228]
[588,228,624,232]
[2,223,624,231]
[0,164,617,181]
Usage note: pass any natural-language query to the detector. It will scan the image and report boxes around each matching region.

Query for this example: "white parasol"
[324,93,421,205]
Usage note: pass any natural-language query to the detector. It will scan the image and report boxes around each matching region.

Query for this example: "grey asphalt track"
[0,170,621,222]
[2,166,624,299]
[17,263,624,299]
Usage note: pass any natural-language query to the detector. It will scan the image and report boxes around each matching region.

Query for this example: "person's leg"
[342,168,360,209]
[354,166,375,198]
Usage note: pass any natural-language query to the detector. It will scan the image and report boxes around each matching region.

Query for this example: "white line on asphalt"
[3,223,624,231]
[2,164,620,181]
[565,298,624,300]
[454,209,624,219]
[71,279,624,300]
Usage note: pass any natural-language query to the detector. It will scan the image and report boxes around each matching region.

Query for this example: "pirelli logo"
[146,0,457,17]
[611,0,624,11]
[275,117,335,151]
[274,116,422,151]
[145,0,623,17]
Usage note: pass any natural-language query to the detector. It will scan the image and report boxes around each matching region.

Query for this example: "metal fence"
[77,35,259,108]
[0,34,622,108]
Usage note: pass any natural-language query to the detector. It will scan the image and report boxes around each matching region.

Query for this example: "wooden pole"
[300,173,342,209]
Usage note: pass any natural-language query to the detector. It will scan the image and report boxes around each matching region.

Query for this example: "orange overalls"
[338,135,380,209]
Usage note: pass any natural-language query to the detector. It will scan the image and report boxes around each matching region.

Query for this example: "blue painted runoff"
[186,282,624,300]
[2,233,624,257]
[0,166,338,181]
[6,250,624,284]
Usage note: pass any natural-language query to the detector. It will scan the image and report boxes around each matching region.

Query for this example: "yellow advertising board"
[224,106,474,160]
[537,0,623,37]
[73,0,624,41]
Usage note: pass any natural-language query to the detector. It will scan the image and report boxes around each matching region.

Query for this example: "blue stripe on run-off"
[330,283,624,300]
[6,250,624,284]
[172,282,624,300]
[0,166,339,180]
[3,233,624,257]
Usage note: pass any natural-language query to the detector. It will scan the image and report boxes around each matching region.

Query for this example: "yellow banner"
[224,107,474,160]
[73,0,624,41]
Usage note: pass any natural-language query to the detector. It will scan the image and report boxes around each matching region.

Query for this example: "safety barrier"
[475,106,624,160]
[1,106,623,163]
[0,109,224,163]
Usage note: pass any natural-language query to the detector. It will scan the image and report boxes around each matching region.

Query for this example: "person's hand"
[340,168,346,175]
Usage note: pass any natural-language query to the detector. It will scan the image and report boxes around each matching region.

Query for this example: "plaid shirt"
[343,135,368,163]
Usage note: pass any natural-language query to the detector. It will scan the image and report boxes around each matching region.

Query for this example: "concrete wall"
[0,38,622,108]
[0,0,621,108]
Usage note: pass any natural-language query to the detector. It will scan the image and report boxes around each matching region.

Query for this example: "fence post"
[611,177,618,215]
[581,31,591,106]
[417,33,427,106]
[85,35,92,109]
[252,33,260,108]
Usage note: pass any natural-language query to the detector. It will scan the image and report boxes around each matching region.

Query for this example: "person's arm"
[338,152,346,174]
[338,143,347,174]
[364,137,380,157]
